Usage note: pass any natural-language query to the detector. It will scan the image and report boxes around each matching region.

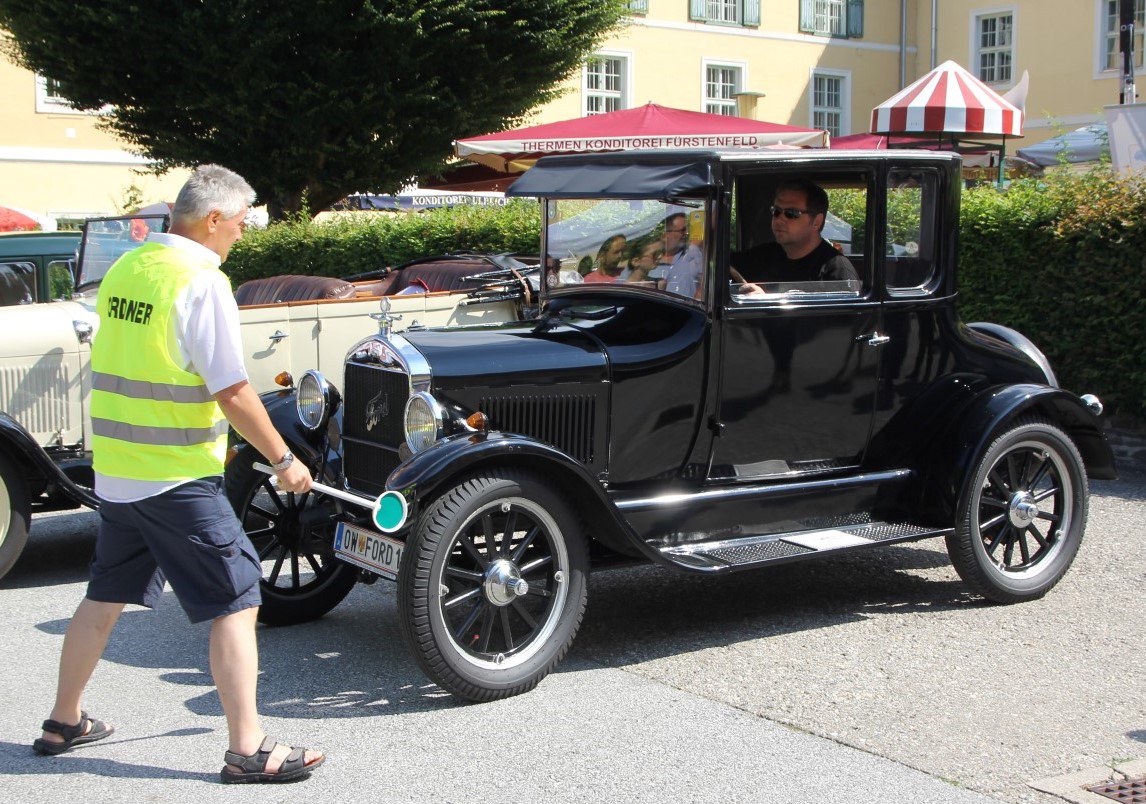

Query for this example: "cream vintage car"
[0,214,529,579]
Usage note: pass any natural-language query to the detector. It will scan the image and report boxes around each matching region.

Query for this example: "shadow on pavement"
[571,541,987,668]
[34,585,463,720]
[0,737,216,783]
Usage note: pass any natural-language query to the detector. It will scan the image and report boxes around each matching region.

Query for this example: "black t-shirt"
[732,240,858,284]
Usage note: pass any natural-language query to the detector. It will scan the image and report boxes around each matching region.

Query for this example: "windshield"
[542,198,708,301]
[76,214,170,290]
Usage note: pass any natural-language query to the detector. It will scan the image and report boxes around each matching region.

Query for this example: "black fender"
[967,322,1057,386]
[0,411,99,510]
[385,431,652,560]
[234,388,342,473]
[934,384,1115,519]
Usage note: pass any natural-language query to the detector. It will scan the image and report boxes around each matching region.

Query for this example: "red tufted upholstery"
[234,274,357,307]
[388,260,484,294]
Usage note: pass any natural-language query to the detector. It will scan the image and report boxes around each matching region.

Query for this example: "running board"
[654,521,952,573]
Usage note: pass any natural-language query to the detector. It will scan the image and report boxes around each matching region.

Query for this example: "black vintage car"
[225,149,1114,702]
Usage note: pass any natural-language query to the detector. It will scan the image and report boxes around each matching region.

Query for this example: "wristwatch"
[270,449,294,472]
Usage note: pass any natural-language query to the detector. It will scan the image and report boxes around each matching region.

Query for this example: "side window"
[47,259,75,301]
[886,168,939,295]
[0,261,36,306]
[729,174,868,303]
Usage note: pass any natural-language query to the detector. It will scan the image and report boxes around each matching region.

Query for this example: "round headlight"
[404,392,444,453]
[296,370,331,431]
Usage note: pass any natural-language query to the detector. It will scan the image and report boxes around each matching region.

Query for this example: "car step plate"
[657,520,947,572]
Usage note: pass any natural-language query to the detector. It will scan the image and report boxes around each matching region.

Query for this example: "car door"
[708,170,881,480]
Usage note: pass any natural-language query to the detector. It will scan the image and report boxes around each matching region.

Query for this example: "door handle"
[866,333,890,347]
[268,329,288,344]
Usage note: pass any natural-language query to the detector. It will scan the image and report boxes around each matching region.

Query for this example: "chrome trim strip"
[388,334,432,392]
[614,469,912,511]
[346,333,432,393]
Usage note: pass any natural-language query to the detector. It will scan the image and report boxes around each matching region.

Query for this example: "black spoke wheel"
[398,470,588,701]
[0,454,31,580]
[947,418,1087,603]
[224,447,357,625]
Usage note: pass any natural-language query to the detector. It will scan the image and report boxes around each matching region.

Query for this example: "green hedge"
[958,169,1146,420]
[225,169,1146,420]
[225,200,541,285]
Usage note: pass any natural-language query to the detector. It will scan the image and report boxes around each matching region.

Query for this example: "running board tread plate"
[657,521,949,572]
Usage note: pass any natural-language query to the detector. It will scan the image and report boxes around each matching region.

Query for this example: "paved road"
[1,471,1142,803]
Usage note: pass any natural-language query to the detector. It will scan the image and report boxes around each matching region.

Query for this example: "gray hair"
[171,164,256,225]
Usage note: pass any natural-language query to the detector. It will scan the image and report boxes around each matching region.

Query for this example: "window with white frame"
[975,12,1014,84]
[812,71,847,137]
[35,74,86,115]
[689,0,760,27]
[799,0,864,38]
[1103,0,1145,70]
[705,64,742,116]
[584,55,627,115]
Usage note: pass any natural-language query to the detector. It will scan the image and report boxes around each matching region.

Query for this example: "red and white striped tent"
[870,60,1023,138]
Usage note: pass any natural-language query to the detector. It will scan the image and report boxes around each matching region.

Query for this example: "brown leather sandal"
[220,736,325,784]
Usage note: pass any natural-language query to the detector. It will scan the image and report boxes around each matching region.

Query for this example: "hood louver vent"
[480,392,598,466]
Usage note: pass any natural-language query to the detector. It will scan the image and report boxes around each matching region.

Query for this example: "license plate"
[333,522,404,579]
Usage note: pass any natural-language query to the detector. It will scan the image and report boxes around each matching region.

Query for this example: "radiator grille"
[0,361,74,440]
[479,392,597,465]
[342,362,409,447]
[343,440,401,498]
[342,361,410,496]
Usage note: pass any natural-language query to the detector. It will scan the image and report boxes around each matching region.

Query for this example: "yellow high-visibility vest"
[91,242,229,481]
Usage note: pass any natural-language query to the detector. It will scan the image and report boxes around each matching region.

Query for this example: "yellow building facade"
[0,1,1134,223]
[0,57,188,226]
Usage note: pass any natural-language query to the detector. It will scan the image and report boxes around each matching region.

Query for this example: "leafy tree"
[0,1,627,219]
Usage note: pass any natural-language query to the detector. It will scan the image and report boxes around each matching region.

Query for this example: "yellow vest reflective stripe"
[91,242,229,481]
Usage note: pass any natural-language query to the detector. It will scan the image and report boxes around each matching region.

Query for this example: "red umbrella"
[454,102,828,173]
[0,205,50,232]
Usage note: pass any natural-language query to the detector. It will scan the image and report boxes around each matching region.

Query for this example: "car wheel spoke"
[1027,455,1052,491]
[453,598,486,642]
[509,523,540,563]
[498,607,515,651]
[518,555,554,576]
[476,605,496,653]
[511,598,538,629]
[459,530,489,569]
[444,586,483,610]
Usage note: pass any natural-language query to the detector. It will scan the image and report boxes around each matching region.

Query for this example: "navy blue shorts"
[87,477,262,624]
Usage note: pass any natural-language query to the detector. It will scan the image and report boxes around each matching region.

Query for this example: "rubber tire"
[224,447,358,626]
[946,418,1087,603]
[398,470,588,701]
[0,453,31,581]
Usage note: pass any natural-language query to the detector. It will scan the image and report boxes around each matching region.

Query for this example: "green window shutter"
[799,0,815,33]
[690,0,707,21]
[743,0,760,26]
[847,0,864,37]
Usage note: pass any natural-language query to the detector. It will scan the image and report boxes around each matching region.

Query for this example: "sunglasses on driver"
[770,206,815,220]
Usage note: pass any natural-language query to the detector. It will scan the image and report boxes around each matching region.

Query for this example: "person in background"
[32,164,326,785]
[651,212,703,298]
[623,236,664,285]
[583,234,629,283]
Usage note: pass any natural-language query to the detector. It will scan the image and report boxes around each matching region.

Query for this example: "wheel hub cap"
[1008,490,1039,527]
[483,559,529,607]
